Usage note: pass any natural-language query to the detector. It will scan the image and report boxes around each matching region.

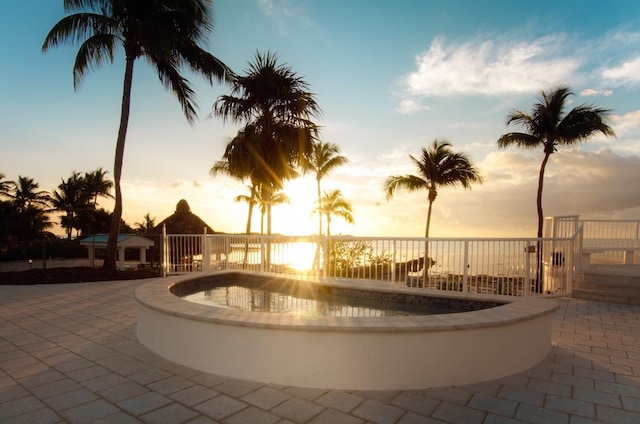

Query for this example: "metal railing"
[161,228,582,298]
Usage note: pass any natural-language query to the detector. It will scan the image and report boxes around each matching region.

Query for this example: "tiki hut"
[151,199,215,235]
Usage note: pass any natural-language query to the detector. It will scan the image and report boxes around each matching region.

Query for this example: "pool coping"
[135,270,559,333]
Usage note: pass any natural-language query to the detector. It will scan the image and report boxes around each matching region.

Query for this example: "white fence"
[546,216,640,267]
[161,230,582,298]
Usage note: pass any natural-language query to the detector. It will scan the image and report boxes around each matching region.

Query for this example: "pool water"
[178,281,487,317]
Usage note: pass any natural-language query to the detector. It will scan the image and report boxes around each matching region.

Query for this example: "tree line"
[0,169,157,259]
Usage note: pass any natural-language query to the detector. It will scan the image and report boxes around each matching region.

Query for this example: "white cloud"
[601,56,640,85]
[610,109,640,136]
[402,35,580,99]
[580,88,613,96]
[396,99,427,114]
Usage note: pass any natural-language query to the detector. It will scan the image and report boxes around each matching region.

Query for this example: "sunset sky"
[2,0,640,238]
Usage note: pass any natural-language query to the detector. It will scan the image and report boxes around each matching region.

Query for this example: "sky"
[2,0,640,238]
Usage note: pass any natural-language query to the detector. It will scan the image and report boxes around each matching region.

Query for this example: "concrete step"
[572,288,640,306]
[573,272,640,304]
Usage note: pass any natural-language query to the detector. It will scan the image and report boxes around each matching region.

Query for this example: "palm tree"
[385,140,483,238]
[135,213,156,234]
[303,141,348,237]
[315,189,354,238]
[212,51,320,236]
[210,129,261,236]
[497,86,615,238]
[43,0,231,273]
[7,176,51,214]
[51,171,91,240]
[84,168,113,207]
[0,173,11,199]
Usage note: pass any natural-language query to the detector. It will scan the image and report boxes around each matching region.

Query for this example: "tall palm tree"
[302,141,348,237]
[43,0,231,273]
[315,189,354,238]
[497,86,615,238]
[385,140,483,238]
[212,51,320,236]
[7,176,51,214]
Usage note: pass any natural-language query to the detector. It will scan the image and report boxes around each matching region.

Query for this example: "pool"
[136,271,558,390]
[172,274,502,317]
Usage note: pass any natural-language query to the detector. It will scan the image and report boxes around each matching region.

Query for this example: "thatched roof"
[150,199,215,234]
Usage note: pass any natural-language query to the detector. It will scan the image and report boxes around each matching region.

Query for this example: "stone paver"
[0,280,639,424]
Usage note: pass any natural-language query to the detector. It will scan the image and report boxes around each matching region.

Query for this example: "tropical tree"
[43,0,231,273]
[302,141,348,237]
[212,51,320,236]
[497,86,615,238]
[210,129,261,236]
[135,213,156,234]
[384,140,483,238]
[0,173,11,199]
[6,176,51,214]
[315,189,354,238]
[84,168,113,207]
[51,171,91,240]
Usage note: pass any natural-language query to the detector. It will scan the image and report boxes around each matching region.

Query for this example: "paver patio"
[1,278,639,423]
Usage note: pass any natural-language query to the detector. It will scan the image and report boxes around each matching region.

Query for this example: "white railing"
[162,230,582,298]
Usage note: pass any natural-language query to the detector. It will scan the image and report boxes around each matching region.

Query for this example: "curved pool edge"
[135,271,559,390]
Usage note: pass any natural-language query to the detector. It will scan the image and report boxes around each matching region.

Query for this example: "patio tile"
[225,406,280,424]
[117,392,172,416]
[271,397,325,423]
[60,399,121,423]
[193,394,248,420]
[140,402,199,424]
[98,381,149,403]
[307,408,365,424]
[169,384,219,407]
[148,375,196,395]
[213,378,263,398]
[42,387,99,410]
[316,390,363,413]
[240,386,291,410]
[431,401,486,424]
[351,399,404,424]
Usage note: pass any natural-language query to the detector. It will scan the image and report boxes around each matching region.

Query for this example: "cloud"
[601,56,640,85]
[396,99,427,114]
[609,109,640,136]
[401,35,580,99]
[580,88,613,96]
[257,0,313,37]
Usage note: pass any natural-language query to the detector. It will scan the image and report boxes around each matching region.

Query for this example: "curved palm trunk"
[104,57,135,273]
[534,151,552,293]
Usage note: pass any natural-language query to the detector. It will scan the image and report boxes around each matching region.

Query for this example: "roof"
[150,199,215,235]
[79,234,155,248]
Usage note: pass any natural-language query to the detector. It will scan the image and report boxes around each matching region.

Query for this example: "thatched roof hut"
[151,199,215,234]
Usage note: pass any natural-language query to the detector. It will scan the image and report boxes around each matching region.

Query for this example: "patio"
[1,278,639,423]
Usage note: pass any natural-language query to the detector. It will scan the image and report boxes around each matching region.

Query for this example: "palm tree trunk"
[423,198,434,282]
[313,178,322,271]
[534,152,551,293]
[104,57,134,274]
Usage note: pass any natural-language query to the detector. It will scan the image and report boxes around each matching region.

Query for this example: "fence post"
[162,224,167,277]
[462,240,469,292]
[202,227,209,273]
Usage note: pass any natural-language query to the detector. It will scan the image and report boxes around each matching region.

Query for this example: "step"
[574,271,640,304]
[572,288,640,306]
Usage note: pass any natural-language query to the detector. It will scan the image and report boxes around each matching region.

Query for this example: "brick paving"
[1,279,639,423]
